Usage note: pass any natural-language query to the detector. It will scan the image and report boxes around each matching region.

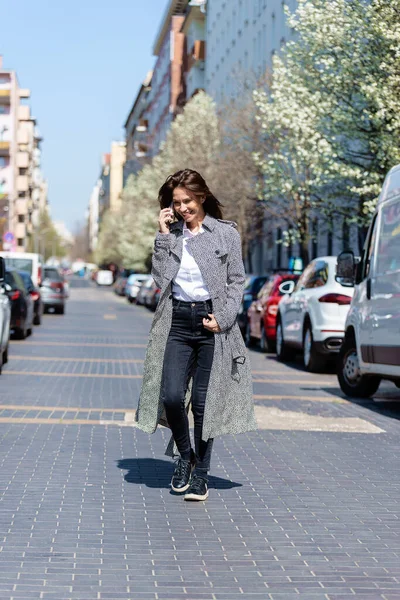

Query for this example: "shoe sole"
[184,490,209,501]
[171,462,195,493]
[171,482,190,493]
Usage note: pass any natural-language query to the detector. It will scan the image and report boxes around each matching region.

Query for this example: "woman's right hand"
[158,208,174,234]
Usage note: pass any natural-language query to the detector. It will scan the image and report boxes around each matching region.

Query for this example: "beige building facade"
[109,141,126,213]
[0,56,46,252]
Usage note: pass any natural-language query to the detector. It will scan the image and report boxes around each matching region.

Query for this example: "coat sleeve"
[151,232,174,289]
[213,228,246,332]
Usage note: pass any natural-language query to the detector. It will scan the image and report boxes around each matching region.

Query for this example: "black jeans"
[161,298,215,474]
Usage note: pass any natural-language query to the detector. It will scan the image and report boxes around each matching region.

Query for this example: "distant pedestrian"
[136,169,256,501]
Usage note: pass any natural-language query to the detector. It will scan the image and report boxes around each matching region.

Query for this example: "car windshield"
[18,272,33,287]
[5,258,33,274]
[248,277,268,296]
[44,269,63,282]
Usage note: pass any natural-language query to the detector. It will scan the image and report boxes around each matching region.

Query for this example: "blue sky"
[1,0,169,232]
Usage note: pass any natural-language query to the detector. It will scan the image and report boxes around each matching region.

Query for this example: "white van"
[336,163,400,397]
[0,252,44,287]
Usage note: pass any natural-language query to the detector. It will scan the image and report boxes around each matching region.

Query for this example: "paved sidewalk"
[0,280,399,600]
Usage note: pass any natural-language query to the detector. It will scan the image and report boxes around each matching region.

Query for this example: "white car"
[276,256,354,371]
[96,270,114,286]
[336,163,400,397]
[0,258,11,373]
[126,274,151,304]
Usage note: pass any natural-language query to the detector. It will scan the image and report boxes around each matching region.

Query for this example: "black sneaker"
[171,457,194,493]
[184,474,209,501]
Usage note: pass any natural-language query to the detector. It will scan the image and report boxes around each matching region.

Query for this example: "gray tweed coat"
[135,214,257,452]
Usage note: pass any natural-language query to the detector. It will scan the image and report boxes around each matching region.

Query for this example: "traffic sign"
[3,231,14,243]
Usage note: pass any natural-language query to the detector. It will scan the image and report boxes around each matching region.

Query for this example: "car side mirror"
[336,250,356,287]
[279,280,295,295]
[0,257,5,283]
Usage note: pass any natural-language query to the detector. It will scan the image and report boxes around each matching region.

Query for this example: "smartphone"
[168,201,177,224]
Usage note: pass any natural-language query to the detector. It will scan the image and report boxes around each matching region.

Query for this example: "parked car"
[0,251,44,287]
[147,283,161,311]
[4,268,34,339]
[336,163,400,397]
[114,269,135,296]
[126,274,151,303]
[96,270,114,286]
[0,258,11,371]
[238,275,269,335]
[246,273,300,352]
[276,256,354,371]
[136,277,154,306]
[18,271,43,326]
[41,267,66,314]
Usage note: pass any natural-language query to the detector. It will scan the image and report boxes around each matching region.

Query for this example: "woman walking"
[135,169,257,501]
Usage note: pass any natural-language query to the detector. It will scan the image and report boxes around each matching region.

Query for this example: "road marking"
[103,314,117,320]
[0,405,127,412]
[254,394,346,403]
[17,341,147,348]
[252,378,335,385]
[2,371,142,379]
[254,406,385,433]
[0,407,383,433]
[10,356,144,363]
[3,370,336,385]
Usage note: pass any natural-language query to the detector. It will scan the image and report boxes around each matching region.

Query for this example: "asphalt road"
[0,277,399,600]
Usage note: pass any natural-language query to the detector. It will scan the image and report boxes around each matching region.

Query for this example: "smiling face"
[172,186,206,226]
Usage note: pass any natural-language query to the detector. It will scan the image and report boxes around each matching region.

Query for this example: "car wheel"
[2,344,8,365]
[260,325,268,352]
[276,318,296,362]
[128,297,135,304]
[245,322,255,347]
[303,322,326,372]
[338,334,381,398]
[57,306,65,315]
[14,326,26,340]
[27,328,33,337]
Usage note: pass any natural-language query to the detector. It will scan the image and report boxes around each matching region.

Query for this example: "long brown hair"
[158,169,223,220]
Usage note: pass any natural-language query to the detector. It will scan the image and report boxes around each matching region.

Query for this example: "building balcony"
[17,151,30,168]
[0,88,11,104]
[0,141,10,155]
[188,40,205,71]
[15,199,28,215]
[17,175,29,192]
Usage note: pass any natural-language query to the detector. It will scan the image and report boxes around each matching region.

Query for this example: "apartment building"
[109,141,126,213]
[124,71,152,179]
[146,0,188,156]
[88,180,100,253]
[181,3,206,99]
[0,56,46,251]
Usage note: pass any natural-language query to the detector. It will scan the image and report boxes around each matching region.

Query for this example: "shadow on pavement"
[117,458,242,490]
[321,385,400,421]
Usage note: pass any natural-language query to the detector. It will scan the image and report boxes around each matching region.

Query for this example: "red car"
[246,273,299,352]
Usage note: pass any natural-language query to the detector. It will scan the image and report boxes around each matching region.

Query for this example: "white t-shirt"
[172,223,211,301]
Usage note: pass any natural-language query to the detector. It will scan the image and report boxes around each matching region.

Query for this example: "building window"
[0,157,9,168]
[17,238,24,247]
[19,168,28,176]
[18,191,26,198]
[0,105,10,115]
[18,214,24,223]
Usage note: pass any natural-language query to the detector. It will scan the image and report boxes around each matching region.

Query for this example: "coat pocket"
[228,324,247,365]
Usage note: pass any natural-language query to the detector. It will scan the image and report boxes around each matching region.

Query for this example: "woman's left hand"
[203,313,221,333]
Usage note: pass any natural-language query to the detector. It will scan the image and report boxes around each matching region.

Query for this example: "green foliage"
[95,92,221,271]
[27,210,67,260]
[254,0,400,255]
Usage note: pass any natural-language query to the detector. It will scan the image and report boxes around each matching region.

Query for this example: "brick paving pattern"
[0,279,399,600]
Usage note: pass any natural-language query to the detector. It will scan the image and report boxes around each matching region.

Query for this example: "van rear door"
[368,197,400,372]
